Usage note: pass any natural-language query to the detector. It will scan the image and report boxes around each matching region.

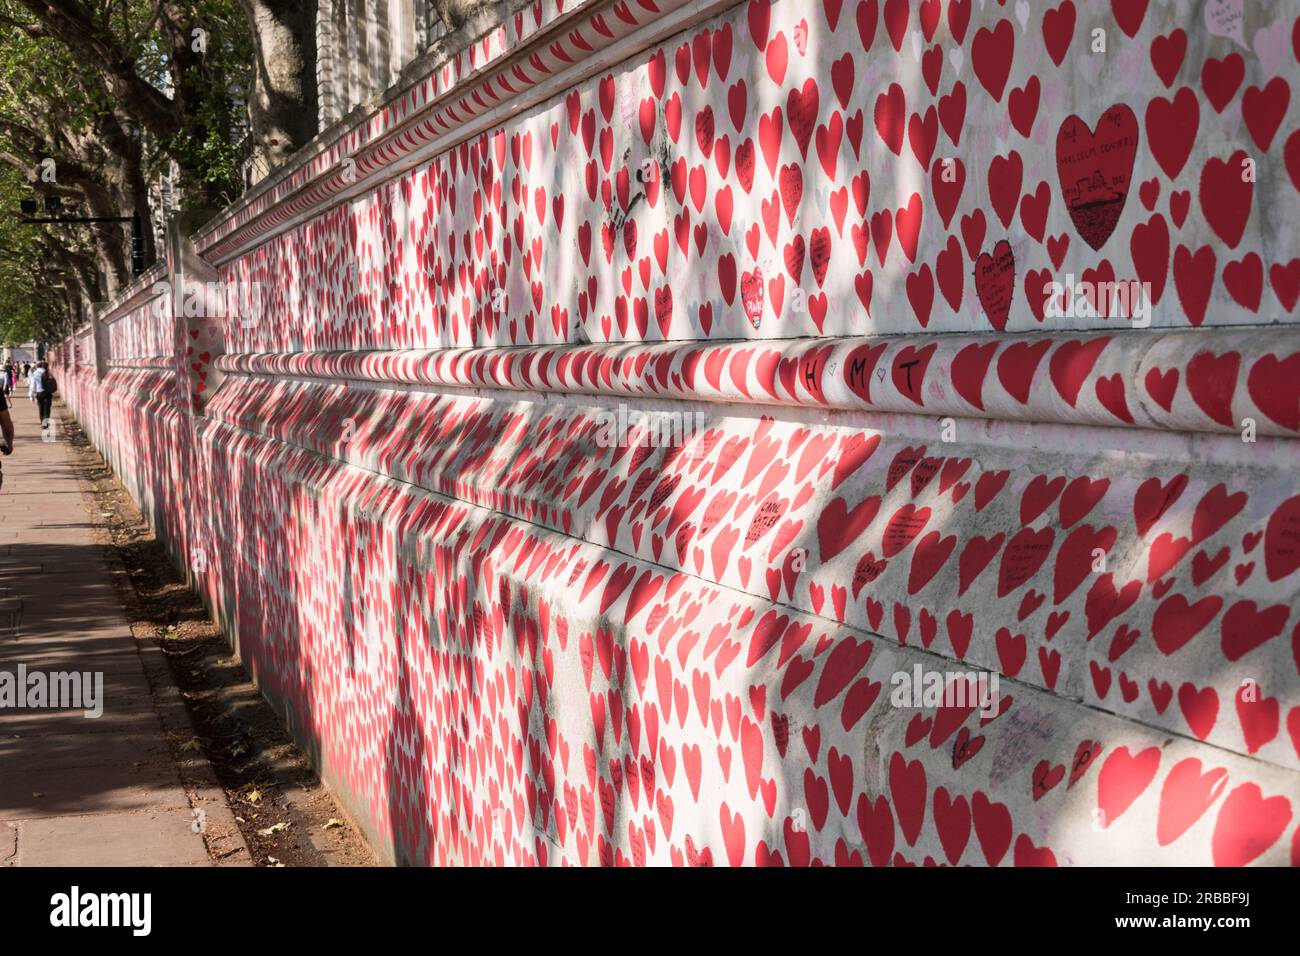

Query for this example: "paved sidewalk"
[0,392,226,865]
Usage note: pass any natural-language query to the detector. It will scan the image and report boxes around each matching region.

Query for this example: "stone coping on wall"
[193,0,733,265]
[211,325,1300,438]
[106,357,178,370]
[96,262,169,324]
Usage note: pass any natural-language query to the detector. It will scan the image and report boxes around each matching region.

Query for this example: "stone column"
[317,0,338,128]
[91,307,110,383]
[164,214,228,416]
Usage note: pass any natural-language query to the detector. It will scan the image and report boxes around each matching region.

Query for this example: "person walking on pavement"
[0,382,14,490]
[30,360,56,430]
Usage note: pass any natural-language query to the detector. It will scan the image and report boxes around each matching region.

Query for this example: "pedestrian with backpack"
[31,360,56,430]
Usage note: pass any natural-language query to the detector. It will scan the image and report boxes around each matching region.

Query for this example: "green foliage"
[0,19,96,128]
[0,164,60,344]
[0,0,259,328]
[146,0,257,206]
[166,77,250,208]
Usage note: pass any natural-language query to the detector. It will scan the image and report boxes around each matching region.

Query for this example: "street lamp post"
[18,196,145,278]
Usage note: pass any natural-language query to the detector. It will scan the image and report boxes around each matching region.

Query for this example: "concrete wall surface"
[54,0,1300,866]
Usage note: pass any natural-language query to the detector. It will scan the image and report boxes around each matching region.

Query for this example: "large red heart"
[1157,758,1228,847]
[1264,495,1300,582]
[1199,150,1255,249]
[1055,104,1139,250]
[1211,783,1292,867]
[974,240,1016,331]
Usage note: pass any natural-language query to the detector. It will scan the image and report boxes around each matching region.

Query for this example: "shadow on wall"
[53,327,1300,867]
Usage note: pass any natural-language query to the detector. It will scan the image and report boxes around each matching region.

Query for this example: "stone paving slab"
[11,809,211,866]
[0,764,192,820]
[0,732,171,771]
[0,821,15,865]
[0,659,154,692]
[0,707,171,736]
[0,645,155,676]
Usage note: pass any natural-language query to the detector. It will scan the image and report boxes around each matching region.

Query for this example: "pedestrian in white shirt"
[30,361,56,429]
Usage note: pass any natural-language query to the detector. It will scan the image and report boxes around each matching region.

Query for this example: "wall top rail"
[96,262,168,323]
[193,0,731,265]
[106,357,176,370]
[213,325,1300,439]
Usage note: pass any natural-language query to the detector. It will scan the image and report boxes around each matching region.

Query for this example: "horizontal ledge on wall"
[107,358,177,370]
[97,263,169,322]
[214,325,1300,438]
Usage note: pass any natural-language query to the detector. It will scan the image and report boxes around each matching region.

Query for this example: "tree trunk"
[241,0,319,181]
[431,0,497,31]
